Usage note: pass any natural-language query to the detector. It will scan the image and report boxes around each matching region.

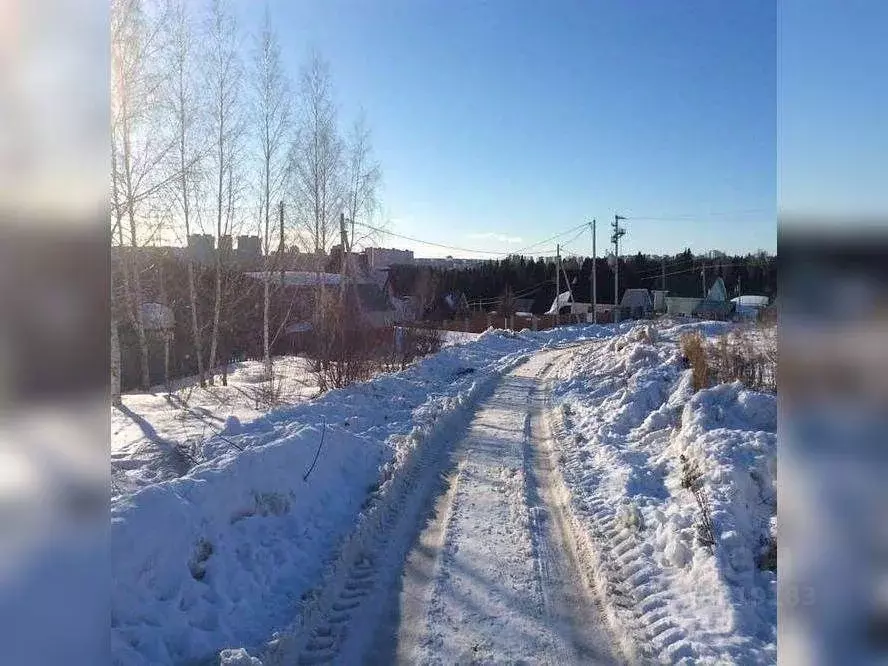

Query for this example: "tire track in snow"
[523,356,621,664]
[388,348,621,665]
[257,358,526,666]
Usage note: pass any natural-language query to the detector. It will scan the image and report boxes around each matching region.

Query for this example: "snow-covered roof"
[546,290,573,314]
[731,295,769,307]
[245,271,342,287]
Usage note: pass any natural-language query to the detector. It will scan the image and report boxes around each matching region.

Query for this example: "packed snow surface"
[111,320,777,665]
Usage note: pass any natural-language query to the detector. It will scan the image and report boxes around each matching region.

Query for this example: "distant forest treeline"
[388,249,777,313]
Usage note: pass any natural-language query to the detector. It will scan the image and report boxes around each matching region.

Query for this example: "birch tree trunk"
[204,0,242,386]
[167,0,206,387]
[111,313,122,405]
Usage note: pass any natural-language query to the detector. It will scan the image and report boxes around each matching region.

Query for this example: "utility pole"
[661,255,666,291]
[562,262,574,321]
[555,243,561,326]
[278,200,285,287]
[590,219,597,324]
[612,214,626,323]
[701,260,707,298]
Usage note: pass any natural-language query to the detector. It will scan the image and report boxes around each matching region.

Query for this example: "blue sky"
[779,0,888,221]
[237,1,777,257]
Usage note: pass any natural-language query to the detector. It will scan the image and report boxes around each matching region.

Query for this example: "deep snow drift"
[111,325,613,665]
[546,322,777,663]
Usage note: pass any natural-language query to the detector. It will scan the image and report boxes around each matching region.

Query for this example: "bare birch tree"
[111,0,172,391]
[203,0,244,385]
[163,0,208,387]
[291,52,343,260]
[344,112,382,252]
[252,8,291,378]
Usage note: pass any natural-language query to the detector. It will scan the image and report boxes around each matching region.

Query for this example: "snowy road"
[259,346,621,665]
[324,347,621,665]
[378,348,619,665]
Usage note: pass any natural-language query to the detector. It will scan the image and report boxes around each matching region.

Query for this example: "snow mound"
[546,322,777,663]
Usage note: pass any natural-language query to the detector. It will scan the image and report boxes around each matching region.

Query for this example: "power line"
[554,227,588,253]
[469,278,554,305]
[352,219,591,258]
[509,222,588,255]
[351,220,512,256]
[636,260,763,282]
[631,255,698,279]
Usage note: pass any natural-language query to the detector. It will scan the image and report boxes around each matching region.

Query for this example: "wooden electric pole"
[590,219,597,324]
[612,214,626,323]
[555,243,561,325]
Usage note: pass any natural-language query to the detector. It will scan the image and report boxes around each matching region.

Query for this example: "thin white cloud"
[468,231,524,245]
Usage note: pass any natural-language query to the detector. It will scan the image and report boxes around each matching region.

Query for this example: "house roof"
[731,295,770,307]
[707,277,728,302]
[546,290,572,314]
[620,289,653,308]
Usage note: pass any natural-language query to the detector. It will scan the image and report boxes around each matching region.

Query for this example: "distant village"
[113,232,777,392]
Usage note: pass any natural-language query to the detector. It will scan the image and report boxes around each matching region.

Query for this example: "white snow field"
[112,356,319,496]
[112,321,777,665]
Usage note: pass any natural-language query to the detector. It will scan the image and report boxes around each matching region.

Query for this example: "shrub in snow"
[679,454,716,551]
[680,331,709,391]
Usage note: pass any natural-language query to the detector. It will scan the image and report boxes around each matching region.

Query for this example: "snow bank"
[547,322,777,663]
[112,327,582,665]
[112,356,319,496]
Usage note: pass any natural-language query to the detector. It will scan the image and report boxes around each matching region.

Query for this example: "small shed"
[620,289,653,319]
[666,297,703,316]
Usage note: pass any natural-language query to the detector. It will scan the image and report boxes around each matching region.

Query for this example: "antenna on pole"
[612,214,626,323]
